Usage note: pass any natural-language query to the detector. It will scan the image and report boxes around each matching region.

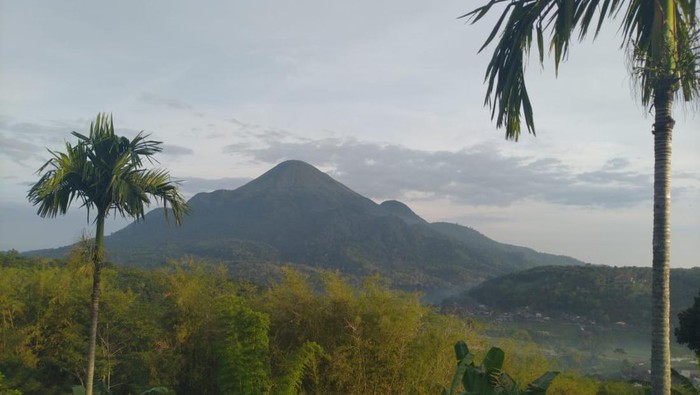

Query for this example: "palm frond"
[28,141,90,218]
[130,131,163,165]
[466,0,699,139]
[623,0,699,104]
[28,113,189,226]
[464,0,591,139]
[138,169,191,225]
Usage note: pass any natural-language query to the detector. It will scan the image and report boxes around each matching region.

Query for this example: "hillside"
[429,222,583,269]
[448,265,700,328]
[28,160,584,295]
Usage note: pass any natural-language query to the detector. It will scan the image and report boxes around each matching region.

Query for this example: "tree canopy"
[675,291,700,356]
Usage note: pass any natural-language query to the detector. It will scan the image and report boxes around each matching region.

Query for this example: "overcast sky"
[1,1,698,268]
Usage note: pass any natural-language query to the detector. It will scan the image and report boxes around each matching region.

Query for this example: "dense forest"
[454,265,700,328]
[4,251,693,394]
[2,251,467,394]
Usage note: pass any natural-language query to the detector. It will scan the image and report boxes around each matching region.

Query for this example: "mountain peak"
[245,160,334,190]
[274,159,319,172]
[379,200,426,225]
[226,159,384,216]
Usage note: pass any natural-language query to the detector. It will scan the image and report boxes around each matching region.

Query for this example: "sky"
[0,1,698,268]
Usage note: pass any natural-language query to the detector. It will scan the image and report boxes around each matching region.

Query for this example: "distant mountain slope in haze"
[451,265,700,328]
[29,160,584,294]
[430,222,583,269]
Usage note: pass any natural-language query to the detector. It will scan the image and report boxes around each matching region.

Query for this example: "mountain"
[429,222,583,268]
[29,160,584,295]
[448,265,700,328]
[379,200,426,225]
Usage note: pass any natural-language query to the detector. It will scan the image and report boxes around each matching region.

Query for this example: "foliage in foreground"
[443,340,558,395]
[0,252,474,394]
[4,251,692,394]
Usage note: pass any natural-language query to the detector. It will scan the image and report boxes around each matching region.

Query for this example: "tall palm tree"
[464,1,698,393]
[27,113,190,395]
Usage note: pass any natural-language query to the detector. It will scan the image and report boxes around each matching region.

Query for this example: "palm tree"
[27,113,189,395]
[464,1,698,393]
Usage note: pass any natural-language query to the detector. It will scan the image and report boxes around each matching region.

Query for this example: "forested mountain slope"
[28,160,583,293]
[451,265,700,328]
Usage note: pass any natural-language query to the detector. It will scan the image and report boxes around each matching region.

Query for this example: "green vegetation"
[442,340,558,395]
[0,372,21,395]
[0,252,476,394]
[4,252,697,393]
[26,114,189,395]
[457,265,700,328]
[676,291,700,358]
[252,268,482,394]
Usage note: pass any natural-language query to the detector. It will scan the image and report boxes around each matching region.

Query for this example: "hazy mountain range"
[30,160,584,297]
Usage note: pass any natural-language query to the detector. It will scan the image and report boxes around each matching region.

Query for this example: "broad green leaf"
[483,347,505,372]
[455,340,469,360]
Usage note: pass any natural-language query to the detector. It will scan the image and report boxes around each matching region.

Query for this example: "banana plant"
[442,340,559,395]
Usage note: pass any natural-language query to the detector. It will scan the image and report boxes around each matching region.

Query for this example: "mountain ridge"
[26,160,585,296]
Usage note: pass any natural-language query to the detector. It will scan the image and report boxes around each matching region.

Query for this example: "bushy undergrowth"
[2,251,689,394]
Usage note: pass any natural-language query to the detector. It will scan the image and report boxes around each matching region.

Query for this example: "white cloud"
[229,137,659,208]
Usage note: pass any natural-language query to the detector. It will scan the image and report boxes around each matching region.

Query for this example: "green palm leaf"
[464,0,699,140]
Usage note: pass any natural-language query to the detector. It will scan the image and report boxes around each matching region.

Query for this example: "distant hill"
[28,160,584,295]
[429,222,583,269]
[449,265,700,327]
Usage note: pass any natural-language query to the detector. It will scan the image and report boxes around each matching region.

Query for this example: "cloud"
[221,126,306,154]
[221,142,252,153]
[0,117,151,162]
[139,92,195,111]
[0,119,79,162]
[602,158,630,170]
[225,118,260,132]
[179,177,251,197]
[252,128,296,141]
[226,118,250,128]
[0,136,44,161]
[675,171,700,182]
[227,137,655,209]
[161,144,194,156]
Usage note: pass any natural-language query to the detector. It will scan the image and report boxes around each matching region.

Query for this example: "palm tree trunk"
[651,87,674,395]
[85,212,106,395]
